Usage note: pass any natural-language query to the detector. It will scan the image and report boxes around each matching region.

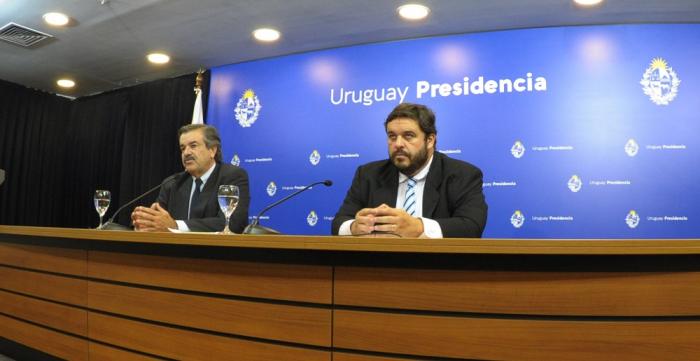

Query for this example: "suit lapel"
[171,177,193,220]
[422,153,442,218]
[375,163,399,207]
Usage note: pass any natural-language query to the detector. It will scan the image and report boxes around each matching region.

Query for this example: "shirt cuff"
[175,220,190,232]
[338,219,354,235]
[420,217,443,238]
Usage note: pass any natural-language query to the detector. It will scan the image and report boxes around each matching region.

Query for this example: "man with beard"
[131,124,250,233]
[332,103,487,238]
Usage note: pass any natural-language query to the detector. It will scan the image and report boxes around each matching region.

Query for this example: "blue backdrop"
[208,24,698,238]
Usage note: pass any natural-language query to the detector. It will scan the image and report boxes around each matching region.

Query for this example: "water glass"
[94,190,111,229]
[217,185,239,234]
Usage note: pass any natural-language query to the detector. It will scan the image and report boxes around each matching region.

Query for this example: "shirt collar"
[399,154,433,184]
[192,162,216,185]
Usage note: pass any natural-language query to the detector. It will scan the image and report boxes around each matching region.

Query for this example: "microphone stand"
[243,180,332,235]
[99,172,184,231]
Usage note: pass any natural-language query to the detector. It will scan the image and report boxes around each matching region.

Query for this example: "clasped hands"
[131,203,177,232]
[350,204,423,238]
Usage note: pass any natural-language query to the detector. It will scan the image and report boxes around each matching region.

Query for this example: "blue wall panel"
[208,24,699,238]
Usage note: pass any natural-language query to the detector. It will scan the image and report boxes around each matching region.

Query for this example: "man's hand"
[371,205,424,238]
[350,204,423,238]
[131,203,177,232]
[350,206,381,235]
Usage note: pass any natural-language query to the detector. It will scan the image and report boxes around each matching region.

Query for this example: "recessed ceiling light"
[43,12,70,26]
[56,79,75,88]
[147,53,170,64]
[252,28,281,42]
[573,0,604,6]
[397,4,430,20]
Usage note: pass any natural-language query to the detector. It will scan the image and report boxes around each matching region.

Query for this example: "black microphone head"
[323,180,333,187]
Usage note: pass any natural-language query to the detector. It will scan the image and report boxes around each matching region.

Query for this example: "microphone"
[243,179,333,235]
[99,171,186,231]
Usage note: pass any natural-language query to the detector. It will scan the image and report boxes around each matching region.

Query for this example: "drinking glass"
[217,185,239,234]
[94,190,111,229]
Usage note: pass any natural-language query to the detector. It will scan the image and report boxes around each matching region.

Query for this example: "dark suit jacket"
[332,152,487,238]
[157,163,250,232]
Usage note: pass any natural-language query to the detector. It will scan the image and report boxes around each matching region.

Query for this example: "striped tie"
[403,177,417,216]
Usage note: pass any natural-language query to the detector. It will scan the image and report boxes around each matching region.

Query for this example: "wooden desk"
[1,225,700,360]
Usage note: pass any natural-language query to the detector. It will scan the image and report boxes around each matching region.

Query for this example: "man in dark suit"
[332,103,487,238]
[131,124,250,232]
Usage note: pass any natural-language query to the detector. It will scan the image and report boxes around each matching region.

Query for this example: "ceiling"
[1,0,699,97]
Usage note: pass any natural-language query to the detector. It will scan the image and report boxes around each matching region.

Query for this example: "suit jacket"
[157,163,250,232]
[332,152,487,238]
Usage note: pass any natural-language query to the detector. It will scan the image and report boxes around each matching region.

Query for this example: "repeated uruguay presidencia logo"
[510,140,525,159]
[309,150,321,166]
[640,58,680,106]
[510,210,525,228]
[235,89,262,127]
[230,154,240,166]
[624,139,639,157]
[568,175,582,193]
[307,210,319,226]
[625,210,640,229]
[266,181,277,197]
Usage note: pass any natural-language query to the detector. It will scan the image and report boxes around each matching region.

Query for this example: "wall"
[208,24,699,238]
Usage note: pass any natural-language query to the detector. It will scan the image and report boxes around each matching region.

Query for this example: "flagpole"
[192,69,204,124]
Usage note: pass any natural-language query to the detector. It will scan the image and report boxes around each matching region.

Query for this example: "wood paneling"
[335,267,700,316]
[4,226,700,255]
[0,242,86,276]
[0,314,87,361]
[88,312,330,361]
[333,353,412,361]
[0,290,87,336]
[334,310,700,361]
[89,343,163,361]
[4,227,700,361]
[0,266,87,306]
[88,251,332,303]
[87,281,331,346]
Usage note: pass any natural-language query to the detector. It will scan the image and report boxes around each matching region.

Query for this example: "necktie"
[403,177,416,216]
[188,178,203,219]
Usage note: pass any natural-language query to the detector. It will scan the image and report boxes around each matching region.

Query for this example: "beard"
[390,143,429,176]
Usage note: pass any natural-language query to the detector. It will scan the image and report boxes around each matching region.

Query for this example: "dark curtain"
[0,80,72,226]
[0,71,211,228]
[115,73,207,226]
[62,92,129,228]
